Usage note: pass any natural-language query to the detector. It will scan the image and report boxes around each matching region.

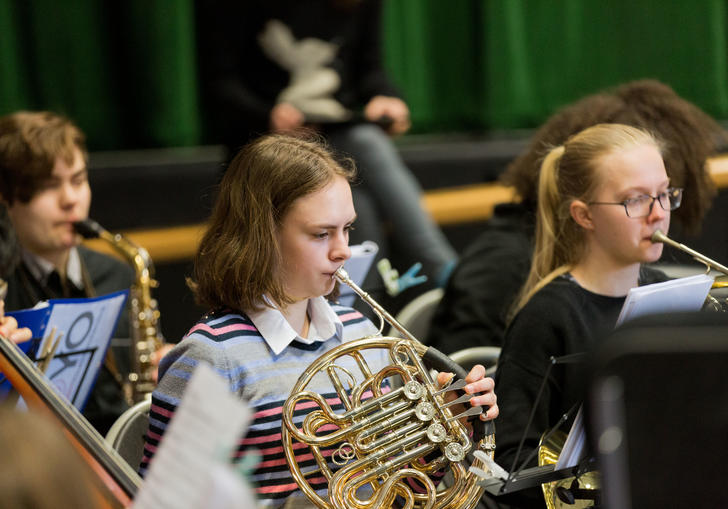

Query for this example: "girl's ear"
[570,199,595,230]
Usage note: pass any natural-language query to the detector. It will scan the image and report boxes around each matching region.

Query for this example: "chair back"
[589,312,728,509]
[387,288,444,342]
[449,346,501,377]
[105,399,151,470]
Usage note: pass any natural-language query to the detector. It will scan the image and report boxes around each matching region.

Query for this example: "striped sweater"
[139,303,386,507]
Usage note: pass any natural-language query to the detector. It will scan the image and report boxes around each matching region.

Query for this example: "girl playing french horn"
[494,123,679,507]
[140,133,498,507]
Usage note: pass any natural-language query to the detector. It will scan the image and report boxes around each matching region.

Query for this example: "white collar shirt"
[247,295,343,355]
[21,247,84,289]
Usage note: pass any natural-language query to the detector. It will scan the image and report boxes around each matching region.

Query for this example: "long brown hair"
[511,123,663,316]
[191,133,355,312]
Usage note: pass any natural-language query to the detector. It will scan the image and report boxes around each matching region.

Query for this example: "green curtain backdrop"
[0,0,200,149]
[383,0,728,133]
[1,0,726,149]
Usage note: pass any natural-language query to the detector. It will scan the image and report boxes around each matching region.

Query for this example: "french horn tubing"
[651,229,728,276]
[652,229,728,311]
[281,267,496,509]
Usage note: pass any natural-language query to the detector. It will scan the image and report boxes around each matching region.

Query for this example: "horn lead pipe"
[651,229,728,275]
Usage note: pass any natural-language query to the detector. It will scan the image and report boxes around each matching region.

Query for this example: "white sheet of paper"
[616,273,713,327]
[132,362,256,509]
[555,406,586,470]
[38,290,128,409]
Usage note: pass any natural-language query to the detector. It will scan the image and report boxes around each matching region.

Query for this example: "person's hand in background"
[364,96,411,136]
[270,103,306,133]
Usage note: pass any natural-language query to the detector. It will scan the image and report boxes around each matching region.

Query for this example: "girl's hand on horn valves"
[437,364,499,427]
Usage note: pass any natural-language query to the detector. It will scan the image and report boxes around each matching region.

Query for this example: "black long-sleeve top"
[427,203,535,353]
[494,267,667,508]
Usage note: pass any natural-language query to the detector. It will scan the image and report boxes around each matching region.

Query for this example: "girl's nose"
[329,233,351,262]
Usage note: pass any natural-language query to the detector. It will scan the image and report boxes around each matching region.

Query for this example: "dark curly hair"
[501,79,727,233]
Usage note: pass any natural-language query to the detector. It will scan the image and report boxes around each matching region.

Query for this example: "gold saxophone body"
[74,219,164,405]
[281,267,496,509]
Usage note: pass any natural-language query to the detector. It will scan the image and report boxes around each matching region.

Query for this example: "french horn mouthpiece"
[651,229,668,243]
[652,229,728,275]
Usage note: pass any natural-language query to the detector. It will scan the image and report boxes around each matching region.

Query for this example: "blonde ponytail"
[511,146,569,318]
[508,123,662,320]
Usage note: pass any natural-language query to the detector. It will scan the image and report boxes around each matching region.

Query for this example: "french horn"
[539,431,600,508]
[652,229,728,310]
[281,267,496,509]
[651,229,728,276]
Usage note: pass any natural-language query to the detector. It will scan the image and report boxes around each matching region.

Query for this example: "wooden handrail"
[709,153,728,188]
[84,154,728,264]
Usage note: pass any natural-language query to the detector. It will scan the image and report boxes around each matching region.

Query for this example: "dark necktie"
[45,271,87,299]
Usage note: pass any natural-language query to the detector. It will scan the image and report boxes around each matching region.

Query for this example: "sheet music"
[339,241,378,306]
[4,290,128,409]
[616,273,713,327]
[550,275,714,470]
[555,406,586,470]
[132,362,256,509]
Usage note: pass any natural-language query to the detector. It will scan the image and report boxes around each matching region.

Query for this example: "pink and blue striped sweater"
[139,303,386,507]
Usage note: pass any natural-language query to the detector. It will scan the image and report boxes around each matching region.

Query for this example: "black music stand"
[587,312,728,509]
[481,351,599,506]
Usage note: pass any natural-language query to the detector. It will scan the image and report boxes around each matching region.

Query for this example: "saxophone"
[74,219,164,405]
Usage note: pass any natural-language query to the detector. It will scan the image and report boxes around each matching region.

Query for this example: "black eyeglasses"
[588,187,683,218]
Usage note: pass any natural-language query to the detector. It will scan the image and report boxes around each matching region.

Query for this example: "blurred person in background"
[197,0,458,292]
[0,405,101,509]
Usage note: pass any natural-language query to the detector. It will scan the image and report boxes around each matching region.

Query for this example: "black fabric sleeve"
[494,299,567,474]
[426,227,532,353]
[492,295,570,509]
